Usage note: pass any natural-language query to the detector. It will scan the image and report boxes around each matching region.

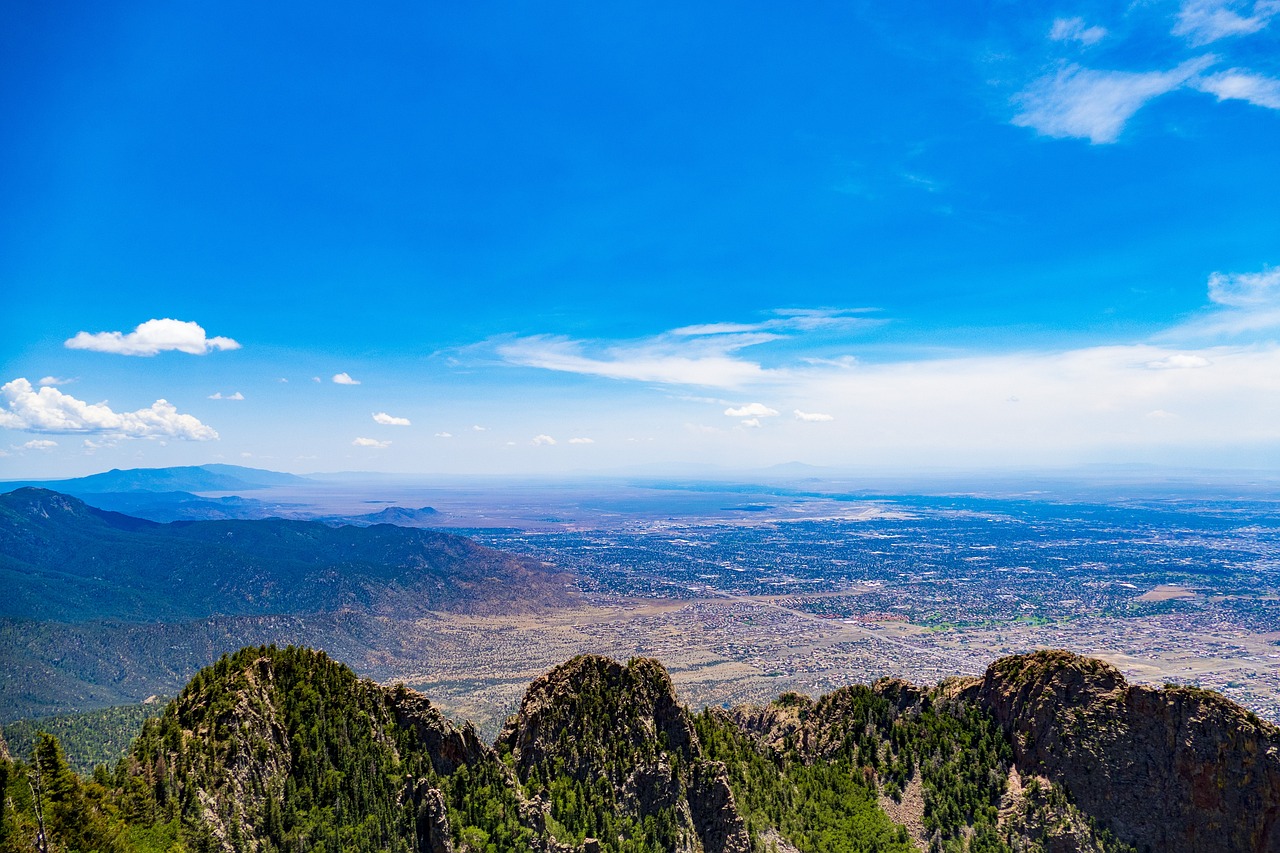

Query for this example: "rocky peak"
[500,654,749,853]
[978,649,1280,853]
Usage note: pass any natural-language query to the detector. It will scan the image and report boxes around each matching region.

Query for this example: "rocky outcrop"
[500,655,750,853]
[410,784,454,853]
[390,685,487,776]
[977,650,1280,853]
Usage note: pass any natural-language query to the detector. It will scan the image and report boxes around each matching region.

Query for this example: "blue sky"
[2,1,1279,477]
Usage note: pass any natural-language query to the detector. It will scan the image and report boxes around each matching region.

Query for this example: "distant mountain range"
[0,488,576,719]
[1,463,311,494]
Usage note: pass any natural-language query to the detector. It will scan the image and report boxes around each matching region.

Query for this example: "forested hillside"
[1,647,1275,853]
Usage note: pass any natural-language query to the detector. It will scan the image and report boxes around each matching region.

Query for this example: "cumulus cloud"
[568,437,595,444]
[373,412,411,426]
[352,437,390,448]
[531,434,557,446]
[332,372,361,385]
[208,391,245,400]
[1194,69,1280,107]
[794,409,835,421]
[1013,57,1215,143]
[1173,0,1280,45]
[0,378,218,440]
[1050,17,1108,45]
[65,319,240,356]
[37,376,73,387]
[22,439,57,450]
[724,402,779,418]
[472,425,487,431]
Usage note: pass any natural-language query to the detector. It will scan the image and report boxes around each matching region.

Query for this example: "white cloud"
[208,391,245,400]
[65,319,240,356]
[794,409,835,421]
[498,335,776,389]
[1168,268,1280,337]
[740,418,763,428]
[312,376,322,383]
[472,424,487,431]
[1194,69,1280,107]
[22,439,57,450]
[531,434,557,446]
[279,377,289,383]
[0,378,218,440]
[568,437,595,444]
[491,309,880,390]
[352,437,390,448]
[37,376,73,387]
[1146,354,1211,369]
[435,432,453,438]
[1050,17,1108,45]
[332,372,361,385]
[724,402,780,418]
[373,411,411,426]
[1012,57,1215,143]
[1173,0,1280,45]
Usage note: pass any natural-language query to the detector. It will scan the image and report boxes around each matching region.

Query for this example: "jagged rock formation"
[498,655,751,853]
[2,647,1275,853]
[975,649,1280,853]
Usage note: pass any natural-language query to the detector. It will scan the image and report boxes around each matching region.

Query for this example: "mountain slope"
[0,488,576,621]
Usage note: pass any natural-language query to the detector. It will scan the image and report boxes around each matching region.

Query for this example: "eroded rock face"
[978,650,1280,853]
[390,687,486,776]
[500,654,750,853]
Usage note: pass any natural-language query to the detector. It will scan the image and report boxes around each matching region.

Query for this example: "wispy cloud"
[352,437,390,448]
[1167,268,1280,337]
[1013,57,1214,143]
[1194,69,1280,108]
[65,319,239,356]
[1049,17,1108,45]
[1173,0,1280,45]
[1146,354,1211,369]
[208,391,245,400]
[0,378,218,440]
[37,376,73,387]
[568,437,595,444]
[332,372,361,385]
[22,439,58,450]
[498,334,776,388]
[531,434,557,446]
[372,411,411,425]
[492,308,879,390]
[794,409,835,421]
[434,431,453,438]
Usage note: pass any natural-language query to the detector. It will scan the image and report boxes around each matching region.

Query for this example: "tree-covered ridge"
[0,647,1273,853]
[0,488,577,623]
[3,702,162,775]
[496,654,749,852]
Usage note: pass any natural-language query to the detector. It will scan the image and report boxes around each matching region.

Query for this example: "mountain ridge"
[2,647,1275,852]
